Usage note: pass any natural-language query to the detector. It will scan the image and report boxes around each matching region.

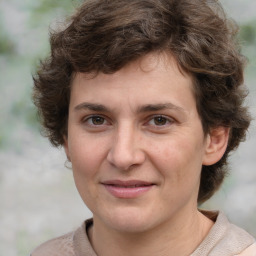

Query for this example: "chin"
[100,207,157,233]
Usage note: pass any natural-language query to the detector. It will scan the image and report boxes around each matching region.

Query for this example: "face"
[65,53,213,233]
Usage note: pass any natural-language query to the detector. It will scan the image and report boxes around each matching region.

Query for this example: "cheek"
[69,138,105,203]
[150,137,204,182]
[153,140,203,205]
[68,140,107,199]
[69,133,107,168]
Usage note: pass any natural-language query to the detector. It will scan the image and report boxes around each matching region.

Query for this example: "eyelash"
[146,115,174,128]
[83,115,110,126]
[81,114,175,130]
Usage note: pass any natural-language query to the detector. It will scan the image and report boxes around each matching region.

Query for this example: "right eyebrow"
[74,102,110,112]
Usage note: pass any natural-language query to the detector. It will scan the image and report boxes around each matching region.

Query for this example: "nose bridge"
[107,121,144,170]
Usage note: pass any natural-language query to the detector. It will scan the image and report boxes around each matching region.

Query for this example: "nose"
[107,125,146,171]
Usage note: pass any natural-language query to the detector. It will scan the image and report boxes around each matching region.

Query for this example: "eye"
[90,116,105,125]
[152,116,168,126]
[83,115,108,126]
[148,115,173,126]
[147,115,174,129]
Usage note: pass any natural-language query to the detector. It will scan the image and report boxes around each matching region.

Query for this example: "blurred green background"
[0,0,255,255]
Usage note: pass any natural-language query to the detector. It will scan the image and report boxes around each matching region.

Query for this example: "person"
[30,0,256,255]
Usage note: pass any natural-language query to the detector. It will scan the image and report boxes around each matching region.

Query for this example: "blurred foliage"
[29,0,82,27]
[0,20,16,55]
[238,20,256,75]
[11,98,39,127]
[239,20,256,45]
[0,134,3,147]
[32,0,80,13]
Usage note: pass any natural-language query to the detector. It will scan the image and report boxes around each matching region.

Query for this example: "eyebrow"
[137,103,186,114]
[74,103,109,112]
[74,102,186,114]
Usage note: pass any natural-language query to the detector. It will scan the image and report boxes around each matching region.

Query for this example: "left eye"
[148,115,172,126]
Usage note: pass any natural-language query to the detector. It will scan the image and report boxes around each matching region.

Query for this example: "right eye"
[81,115,112,132]
[86,115,107,126]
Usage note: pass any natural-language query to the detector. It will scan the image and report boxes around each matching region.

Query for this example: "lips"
[101,180,155,198]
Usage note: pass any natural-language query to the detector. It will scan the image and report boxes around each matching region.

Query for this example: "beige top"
[31,211,256,256]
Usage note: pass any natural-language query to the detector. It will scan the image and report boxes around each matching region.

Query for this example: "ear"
[203,127,230,166]
[63,136,71,161]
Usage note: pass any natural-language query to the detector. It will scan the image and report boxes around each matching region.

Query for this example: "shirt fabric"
[30,211,256,256]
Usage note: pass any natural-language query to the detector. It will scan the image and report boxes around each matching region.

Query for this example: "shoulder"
[30,231,75,256]
[192,211,256,256]
[236,242,256,256]
[30,219,94,256]
[212,212,256,255]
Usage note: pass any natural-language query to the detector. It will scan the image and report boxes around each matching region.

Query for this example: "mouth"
[101,180,155,198]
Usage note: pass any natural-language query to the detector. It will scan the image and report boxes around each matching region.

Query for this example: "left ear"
[203,126,230,166]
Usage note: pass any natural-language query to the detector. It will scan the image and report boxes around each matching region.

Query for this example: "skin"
[64,53,229,256]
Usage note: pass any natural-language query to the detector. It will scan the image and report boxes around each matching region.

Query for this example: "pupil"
[92,116,104,125]
[154,116,166,125]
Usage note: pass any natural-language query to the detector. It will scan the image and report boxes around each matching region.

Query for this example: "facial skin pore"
[64,53,229,256]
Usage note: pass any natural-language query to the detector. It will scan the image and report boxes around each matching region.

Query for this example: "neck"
[88,209,214,256]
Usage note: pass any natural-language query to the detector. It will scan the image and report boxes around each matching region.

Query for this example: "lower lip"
[103,184,153,198]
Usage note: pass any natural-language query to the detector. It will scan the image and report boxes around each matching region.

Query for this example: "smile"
[101,180,155,199]
[111,184,148,188]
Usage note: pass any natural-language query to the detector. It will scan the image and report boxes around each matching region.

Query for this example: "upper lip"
[101,180,155,187]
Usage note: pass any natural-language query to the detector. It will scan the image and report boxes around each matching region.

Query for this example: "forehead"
[72,52,193,88]
[70,52,196,113]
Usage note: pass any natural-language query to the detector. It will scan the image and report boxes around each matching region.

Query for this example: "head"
[33,0,251,204]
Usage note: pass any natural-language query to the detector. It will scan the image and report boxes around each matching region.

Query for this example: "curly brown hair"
[33,0,251,204]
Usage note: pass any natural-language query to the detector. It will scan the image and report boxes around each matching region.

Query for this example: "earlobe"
[203,127,230,166]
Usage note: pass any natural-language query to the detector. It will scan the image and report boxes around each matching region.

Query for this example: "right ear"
[63,136,71,161]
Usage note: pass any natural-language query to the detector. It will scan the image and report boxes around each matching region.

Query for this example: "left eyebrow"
[137,103,187,114]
